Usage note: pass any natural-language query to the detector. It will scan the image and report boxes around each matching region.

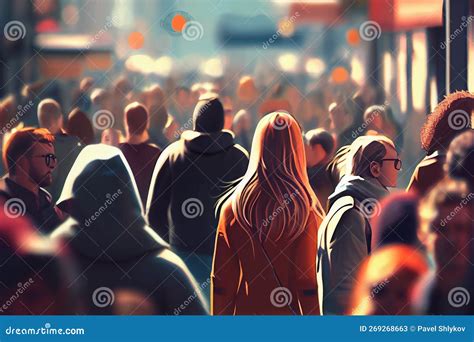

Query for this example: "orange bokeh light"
[128,32,145,50]
[346,28,360,46]
[331,66,350,84]
[171,14,187,32]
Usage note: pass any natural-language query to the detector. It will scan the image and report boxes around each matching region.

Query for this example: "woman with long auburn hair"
[211,111,325,315]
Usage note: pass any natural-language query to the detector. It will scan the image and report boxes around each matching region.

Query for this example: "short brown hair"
[125,102,149,135]
[3,128,54,174]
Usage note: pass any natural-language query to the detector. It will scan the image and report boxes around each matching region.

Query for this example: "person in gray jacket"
[52,144,208,315]
[317,135,401,315]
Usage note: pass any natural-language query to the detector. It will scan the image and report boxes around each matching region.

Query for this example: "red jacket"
[211,202,321,315]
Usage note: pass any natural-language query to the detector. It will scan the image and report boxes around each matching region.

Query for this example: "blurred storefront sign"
[369,0,443,30]
[35,34,113,79]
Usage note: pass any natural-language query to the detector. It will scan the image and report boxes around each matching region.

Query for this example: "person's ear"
[370,160,381,178]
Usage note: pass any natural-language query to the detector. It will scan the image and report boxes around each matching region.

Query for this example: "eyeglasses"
[381,158,402,170]
[33,154,57,167]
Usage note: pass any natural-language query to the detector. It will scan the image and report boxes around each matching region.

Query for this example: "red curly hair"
[421,91,473,154]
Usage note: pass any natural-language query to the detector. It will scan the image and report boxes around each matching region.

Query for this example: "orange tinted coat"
[211,202,321,315]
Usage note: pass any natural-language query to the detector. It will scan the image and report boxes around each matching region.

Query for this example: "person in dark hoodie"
[317,135,400,315]
[0,128,64,234]
[37,99,83,202]
[146,94,249,302]
[53,145,208,315]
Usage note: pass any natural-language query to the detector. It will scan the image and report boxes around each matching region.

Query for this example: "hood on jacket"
[54,144,168,261]
[181,130,236,155]
[328,174,389,207]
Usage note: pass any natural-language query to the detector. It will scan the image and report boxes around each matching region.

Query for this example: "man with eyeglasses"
[317,135,401,315]
[0,128,64,234]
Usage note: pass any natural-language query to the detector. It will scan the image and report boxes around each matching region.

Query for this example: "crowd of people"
[0,72,472,316]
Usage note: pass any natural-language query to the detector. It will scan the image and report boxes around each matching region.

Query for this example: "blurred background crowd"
[0,0,472,316]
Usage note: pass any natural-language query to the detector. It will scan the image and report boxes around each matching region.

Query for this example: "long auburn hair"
[229,111,324,243]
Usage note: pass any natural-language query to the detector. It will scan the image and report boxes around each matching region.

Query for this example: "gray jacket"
[317,175,389,315]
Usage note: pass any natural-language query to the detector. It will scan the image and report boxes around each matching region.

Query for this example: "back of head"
[67,108,94,145]
[2,127,54,175]
[192,94,224,133]
[305,128,335,157]
[231,111,324,243]
[349,135,395,178]
[149,103,168,132]
[350,244,428,315]
[237,76,257,102]
[37,98,62,130]
[373,192,420,248]
[124,102,149,136]
[446,130,474,189]
[421,91,473,153]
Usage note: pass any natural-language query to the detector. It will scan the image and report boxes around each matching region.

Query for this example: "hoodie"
[52,145,208,315]
[317,175,389,315]
[147,130,249,255]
